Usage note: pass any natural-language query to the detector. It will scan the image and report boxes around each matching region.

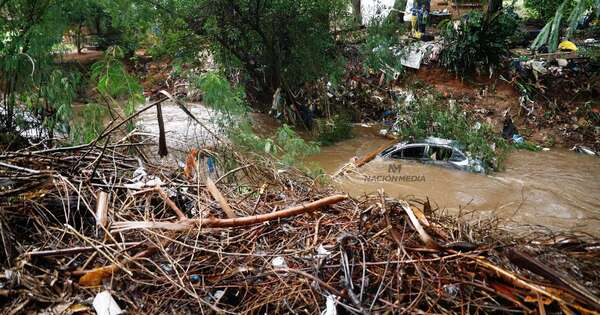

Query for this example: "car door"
[424,144,455,167]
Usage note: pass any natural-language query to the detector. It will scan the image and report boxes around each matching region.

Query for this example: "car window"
[428,145,453,161]
[450,149,466,162]
[399,145,426,159]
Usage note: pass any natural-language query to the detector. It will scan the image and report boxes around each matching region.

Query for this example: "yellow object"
[558,41,577,51]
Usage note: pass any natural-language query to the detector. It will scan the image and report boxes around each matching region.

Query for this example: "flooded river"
[138,103,600,236]
[309,126,600,236]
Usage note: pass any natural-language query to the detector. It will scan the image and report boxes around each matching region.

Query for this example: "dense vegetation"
[1,0,598,167]
[440,8,520,76]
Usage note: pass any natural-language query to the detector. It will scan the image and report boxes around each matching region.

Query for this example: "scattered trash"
[571,145,597,156]
[321,294,338,315]
[512,134,525,144]
[442,284,460,298]
[93,291,123,315]
[271,256,288,270]
[316,244,332,258]
[212,290,225,301]
[400,42,443,69]
[558,40,578,51]
[556,58,568,67]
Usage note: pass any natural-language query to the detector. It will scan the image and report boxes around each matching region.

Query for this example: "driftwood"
[3,137,600,314]
[112,194,348,232]
[354,140,395,167]
[506,248,600,310]
[205,177,236,218]
[95,191,109,232]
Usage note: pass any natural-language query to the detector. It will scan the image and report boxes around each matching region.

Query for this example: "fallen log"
[354,141,395,167]
[112,194,348,232]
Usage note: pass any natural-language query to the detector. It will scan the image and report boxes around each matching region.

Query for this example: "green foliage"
[274,124,320,165]
[194,72,248,118]
[362,14,406,81]
[91,47,142,99]
[195,72,320,166]
[229,122,320,166]
[0,0,145,144]
[314,114,353,146]
[71,103,108,143]
[513,140,542,151]
[38,70,80,133]
[440,9,520,77]
[1,0,72,134]
[524,0,571,21]
[90,46,144,132]
[531,0,600,52]
[148,0,347,104]
[395,92,509,171]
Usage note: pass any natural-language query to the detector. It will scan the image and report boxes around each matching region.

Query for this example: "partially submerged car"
[378,137,485,173]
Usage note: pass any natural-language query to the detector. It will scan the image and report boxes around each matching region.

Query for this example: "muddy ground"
[410,66,600,151]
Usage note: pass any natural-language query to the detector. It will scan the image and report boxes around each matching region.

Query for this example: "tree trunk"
[351,0,362,25]
[488,0,502,14]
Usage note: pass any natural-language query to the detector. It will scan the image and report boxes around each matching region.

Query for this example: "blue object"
[512,134,525,144]
[190,274,200,282]
[207,156,216,175]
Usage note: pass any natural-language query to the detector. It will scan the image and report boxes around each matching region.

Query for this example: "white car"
[378,137,485,173]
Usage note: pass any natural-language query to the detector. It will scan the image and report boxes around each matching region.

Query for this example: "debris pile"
[1,141,600,314]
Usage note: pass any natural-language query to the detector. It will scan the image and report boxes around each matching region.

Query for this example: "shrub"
[394,90,509,171]
[314,114,353,146]
[361,13,406,81]
[440,9,520,77]
[523,0,590,21]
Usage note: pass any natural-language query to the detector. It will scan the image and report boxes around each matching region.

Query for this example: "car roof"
[386,137,463,151]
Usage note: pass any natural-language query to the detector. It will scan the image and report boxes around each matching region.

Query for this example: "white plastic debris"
[124,176,164,190]
[93,291,123,315]
[213,290,225,301]
[316,245,332,258]
[271,256,288,269]
[557,58,568,67]
[132,166,147,182]
[321,294,338,315]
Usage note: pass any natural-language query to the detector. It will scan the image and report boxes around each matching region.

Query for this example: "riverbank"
[1,135,599,313]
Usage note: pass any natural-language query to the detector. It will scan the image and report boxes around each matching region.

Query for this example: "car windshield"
[380,145,397,157]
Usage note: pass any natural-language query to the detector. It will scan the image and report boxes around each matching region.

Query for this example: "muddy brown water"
[308,126,600,237]
[137,103,600,236]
